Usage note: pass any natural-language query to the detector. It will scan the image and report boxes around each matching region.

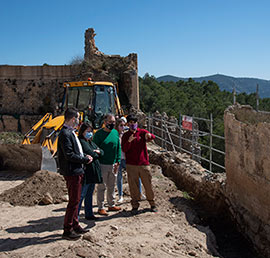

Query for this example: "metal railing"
[147,113,225,173]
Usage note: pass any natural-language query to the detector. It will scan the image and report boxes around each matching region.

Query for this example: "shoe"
[98,209,108,216]
[140,194,146,200]
[74,226,89,234]
[131,207,138,215]
[85,215,99,221]
[108,206,121,211]
[150,206,158,212]
[117,196,124,203]
[62,230,81,240]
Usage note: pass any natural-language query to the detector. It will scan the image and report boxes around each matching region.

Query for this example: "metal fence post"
[210,113,213,172]
[179,113,182,153]
[233,87,236,104]
[256,84,259,111]
[191,115,194,159]
[151,113,154,134]
[165,119,167,150]
[147,113,150,132]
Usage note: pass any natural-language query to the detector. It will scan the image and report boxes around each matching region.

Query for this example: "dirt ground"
[0,164,223,258]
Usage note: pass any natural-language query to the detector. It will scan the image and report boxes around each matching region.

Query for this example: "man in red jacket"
[122,114,157,213]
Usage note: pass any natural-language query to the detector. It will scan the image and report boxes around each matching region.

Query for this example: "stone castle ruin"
[224,104,270,257]
[0,28,139,133]
[148,104,270,257]
[1,28,270,256]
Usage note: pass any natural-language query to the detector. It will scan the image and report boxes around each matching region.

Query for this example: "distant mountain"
[157,74,270,98]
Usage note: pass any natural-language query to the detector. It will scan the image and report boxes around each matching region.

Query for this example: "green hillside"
[157,74,270,98]
[139,74,270,172]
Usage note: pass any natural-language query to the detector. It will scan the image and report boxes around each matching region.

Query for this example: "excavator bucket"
[41,147,57,172]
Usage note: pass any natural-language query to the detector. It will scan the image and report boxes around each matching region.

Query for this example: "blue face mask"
[85,131,93,139]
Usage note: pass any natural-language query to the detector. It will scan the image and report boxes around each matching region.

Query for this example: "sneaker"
[62,230,81,240]
[98,209,108,216]
[117,196,124,203]
[85,215,99,221]
[108,206,121,211]
[74,226,89,234]
[140,194,146,200]
[150,206,158,212]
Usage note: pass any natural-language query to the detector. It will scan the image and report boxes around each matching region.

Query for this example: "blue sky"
[1,0,270,80]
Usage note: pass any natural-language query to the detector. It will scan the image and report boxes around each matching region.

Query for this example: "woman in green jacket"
[78,122,103,220]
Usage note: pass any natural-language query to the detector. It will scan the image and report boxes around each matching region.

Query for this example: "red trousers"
[63,174,83,232]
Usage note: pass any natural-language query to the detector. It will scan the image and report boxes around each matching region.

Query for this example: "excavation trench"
[148,145,262,258]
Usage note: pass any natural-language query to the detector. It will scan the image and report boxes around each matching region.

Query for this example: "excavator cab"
[64,82,119,129]
[22,80,123,163]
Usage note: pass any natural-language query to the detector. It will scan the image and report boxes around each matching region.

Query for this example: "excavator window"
[67,88,78,108]
[77,88,93,110]
[93,85,116,128]
[67,87,93,111]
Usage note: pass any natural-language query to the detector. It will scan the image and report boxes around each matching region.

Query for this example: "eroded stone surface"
[0,28,139,133]
[224,104,270,258]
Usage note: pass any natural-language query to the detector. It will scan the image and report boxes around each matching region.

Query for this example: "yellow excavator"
[22,79,124,171]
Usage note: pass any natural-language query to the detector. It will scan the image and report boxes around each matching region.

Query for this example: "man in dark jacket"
[58,107,92,240]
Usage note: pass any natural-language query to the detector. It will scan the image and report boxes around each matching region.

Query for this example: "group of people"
[57,107,157,240]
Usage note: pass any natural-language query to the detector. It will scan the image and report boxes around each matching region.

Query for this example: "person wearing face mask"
[115,117,145,203]
[78,122,104,221]
[57,108,93,240]
[93,113,122,216]
[122,114,157,214]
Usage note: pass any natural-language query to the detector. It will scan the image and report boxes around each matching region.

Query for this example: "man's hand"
[145,133,152,141]
[128,134,136,143]
[86,155,93,164]
[94,149,101,154]
[113,162,119,174]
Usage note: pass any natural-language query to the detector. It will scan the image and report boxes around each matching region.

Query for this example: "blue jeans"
[117,159,126,197]
[78,183,95,218]
[117,159,142,197]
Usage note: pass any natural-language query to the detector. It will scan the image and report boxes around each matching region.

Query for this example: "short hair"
[115,118,126,133]
[126,114,138,123]
[64,107,79,121]
[104,113,115,121]
[78,122,93,138]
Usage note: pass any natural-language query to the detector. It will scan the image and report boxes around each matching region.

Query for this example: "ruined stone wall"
[0,65,79,133]
[224,104,270,257]
[83,28,139,110]
[0,28,139,133]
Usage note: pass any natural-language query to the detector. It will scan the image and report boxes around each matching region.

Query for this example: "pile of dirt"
[0,144,42,172]
[0,170,67,206]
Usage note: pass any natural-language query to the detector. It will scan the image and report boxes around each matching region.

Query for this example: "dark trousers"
[64,174,83,232]
[78,183,96,217]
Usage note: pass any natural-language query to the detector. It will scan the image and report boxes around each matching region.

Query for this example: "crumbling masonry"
[148,104,270,257]
[0,28,139,133]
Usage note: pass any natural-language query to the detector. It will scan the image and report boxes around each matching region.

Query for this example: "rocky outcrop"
[224,104,270,258]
